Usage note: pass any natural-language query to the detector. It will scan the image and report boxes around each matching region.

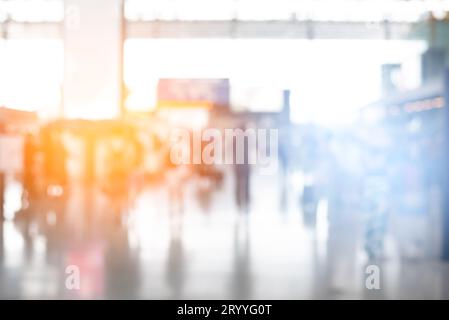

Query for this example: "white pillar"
[63,0,124,119]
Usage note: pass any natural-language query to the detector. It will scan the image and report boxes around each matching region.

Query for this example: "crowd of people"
[0,112,440,262]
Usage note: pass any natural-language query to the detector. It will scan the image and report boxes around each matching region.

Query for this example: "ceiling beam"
[0,19,419,40]
[126,20,417,40]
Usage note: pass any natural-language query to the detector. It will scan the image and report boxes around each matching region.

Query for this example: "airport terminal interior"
[2,0,449,299]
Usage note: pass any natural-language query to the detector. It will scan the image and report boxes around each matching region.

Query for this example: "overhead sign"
[0,135,23,172]
[157,79,230,109]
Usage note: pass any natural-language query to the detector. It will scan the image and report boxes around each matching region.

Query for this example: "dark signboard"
[157,79,230,108]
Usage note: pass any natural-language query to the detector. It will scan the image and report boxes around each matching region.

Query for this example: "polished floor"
[1,171,449,300]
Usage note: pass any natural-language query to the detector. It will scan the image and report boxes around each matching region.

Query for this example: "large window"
[0,39,63,118]
[0,0,63,117]
[0,0,63,22]
[124,39,425,126]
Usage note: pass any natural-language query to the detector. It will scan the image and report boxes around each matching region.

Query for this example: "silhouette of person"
[233,124,251,214]
[0,123,5,221]
[0,172,4,222]
[165,231,186,299]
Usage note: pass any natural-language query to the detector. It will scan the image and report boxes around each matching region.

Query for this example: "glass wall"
[0,0,63,118]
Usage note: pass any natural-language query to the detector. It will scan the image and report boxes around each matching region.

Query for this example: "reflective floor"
[1,171,449,300]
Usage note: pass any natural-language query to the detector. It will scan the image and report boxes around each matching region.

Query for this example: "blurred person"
[389,136,430,258]
[41,127,68,191]
[122,130,146,207]
[99,126,144,225]
[14,134,44,228]
[23,133,39,198]
[234,156,251,214]
[0,171,4,221]
[102,139,131,225]
[42,128,69,225]
[15,133,41,222]
[233,124,251,215]
[278,123,292,211]
[197,132,224,188]
[322,132,365,294]
[0,123,5,221]
[299,128,328,227]
[165,144,191,223]
[302,180,319,227]
[163,126,196,222]
[195,132,223,213]
[195,175,214,213]
[361,127,391,260]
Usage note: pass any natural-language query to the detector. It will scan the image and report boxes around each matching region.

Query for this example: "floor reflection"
[1,171,449,299]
